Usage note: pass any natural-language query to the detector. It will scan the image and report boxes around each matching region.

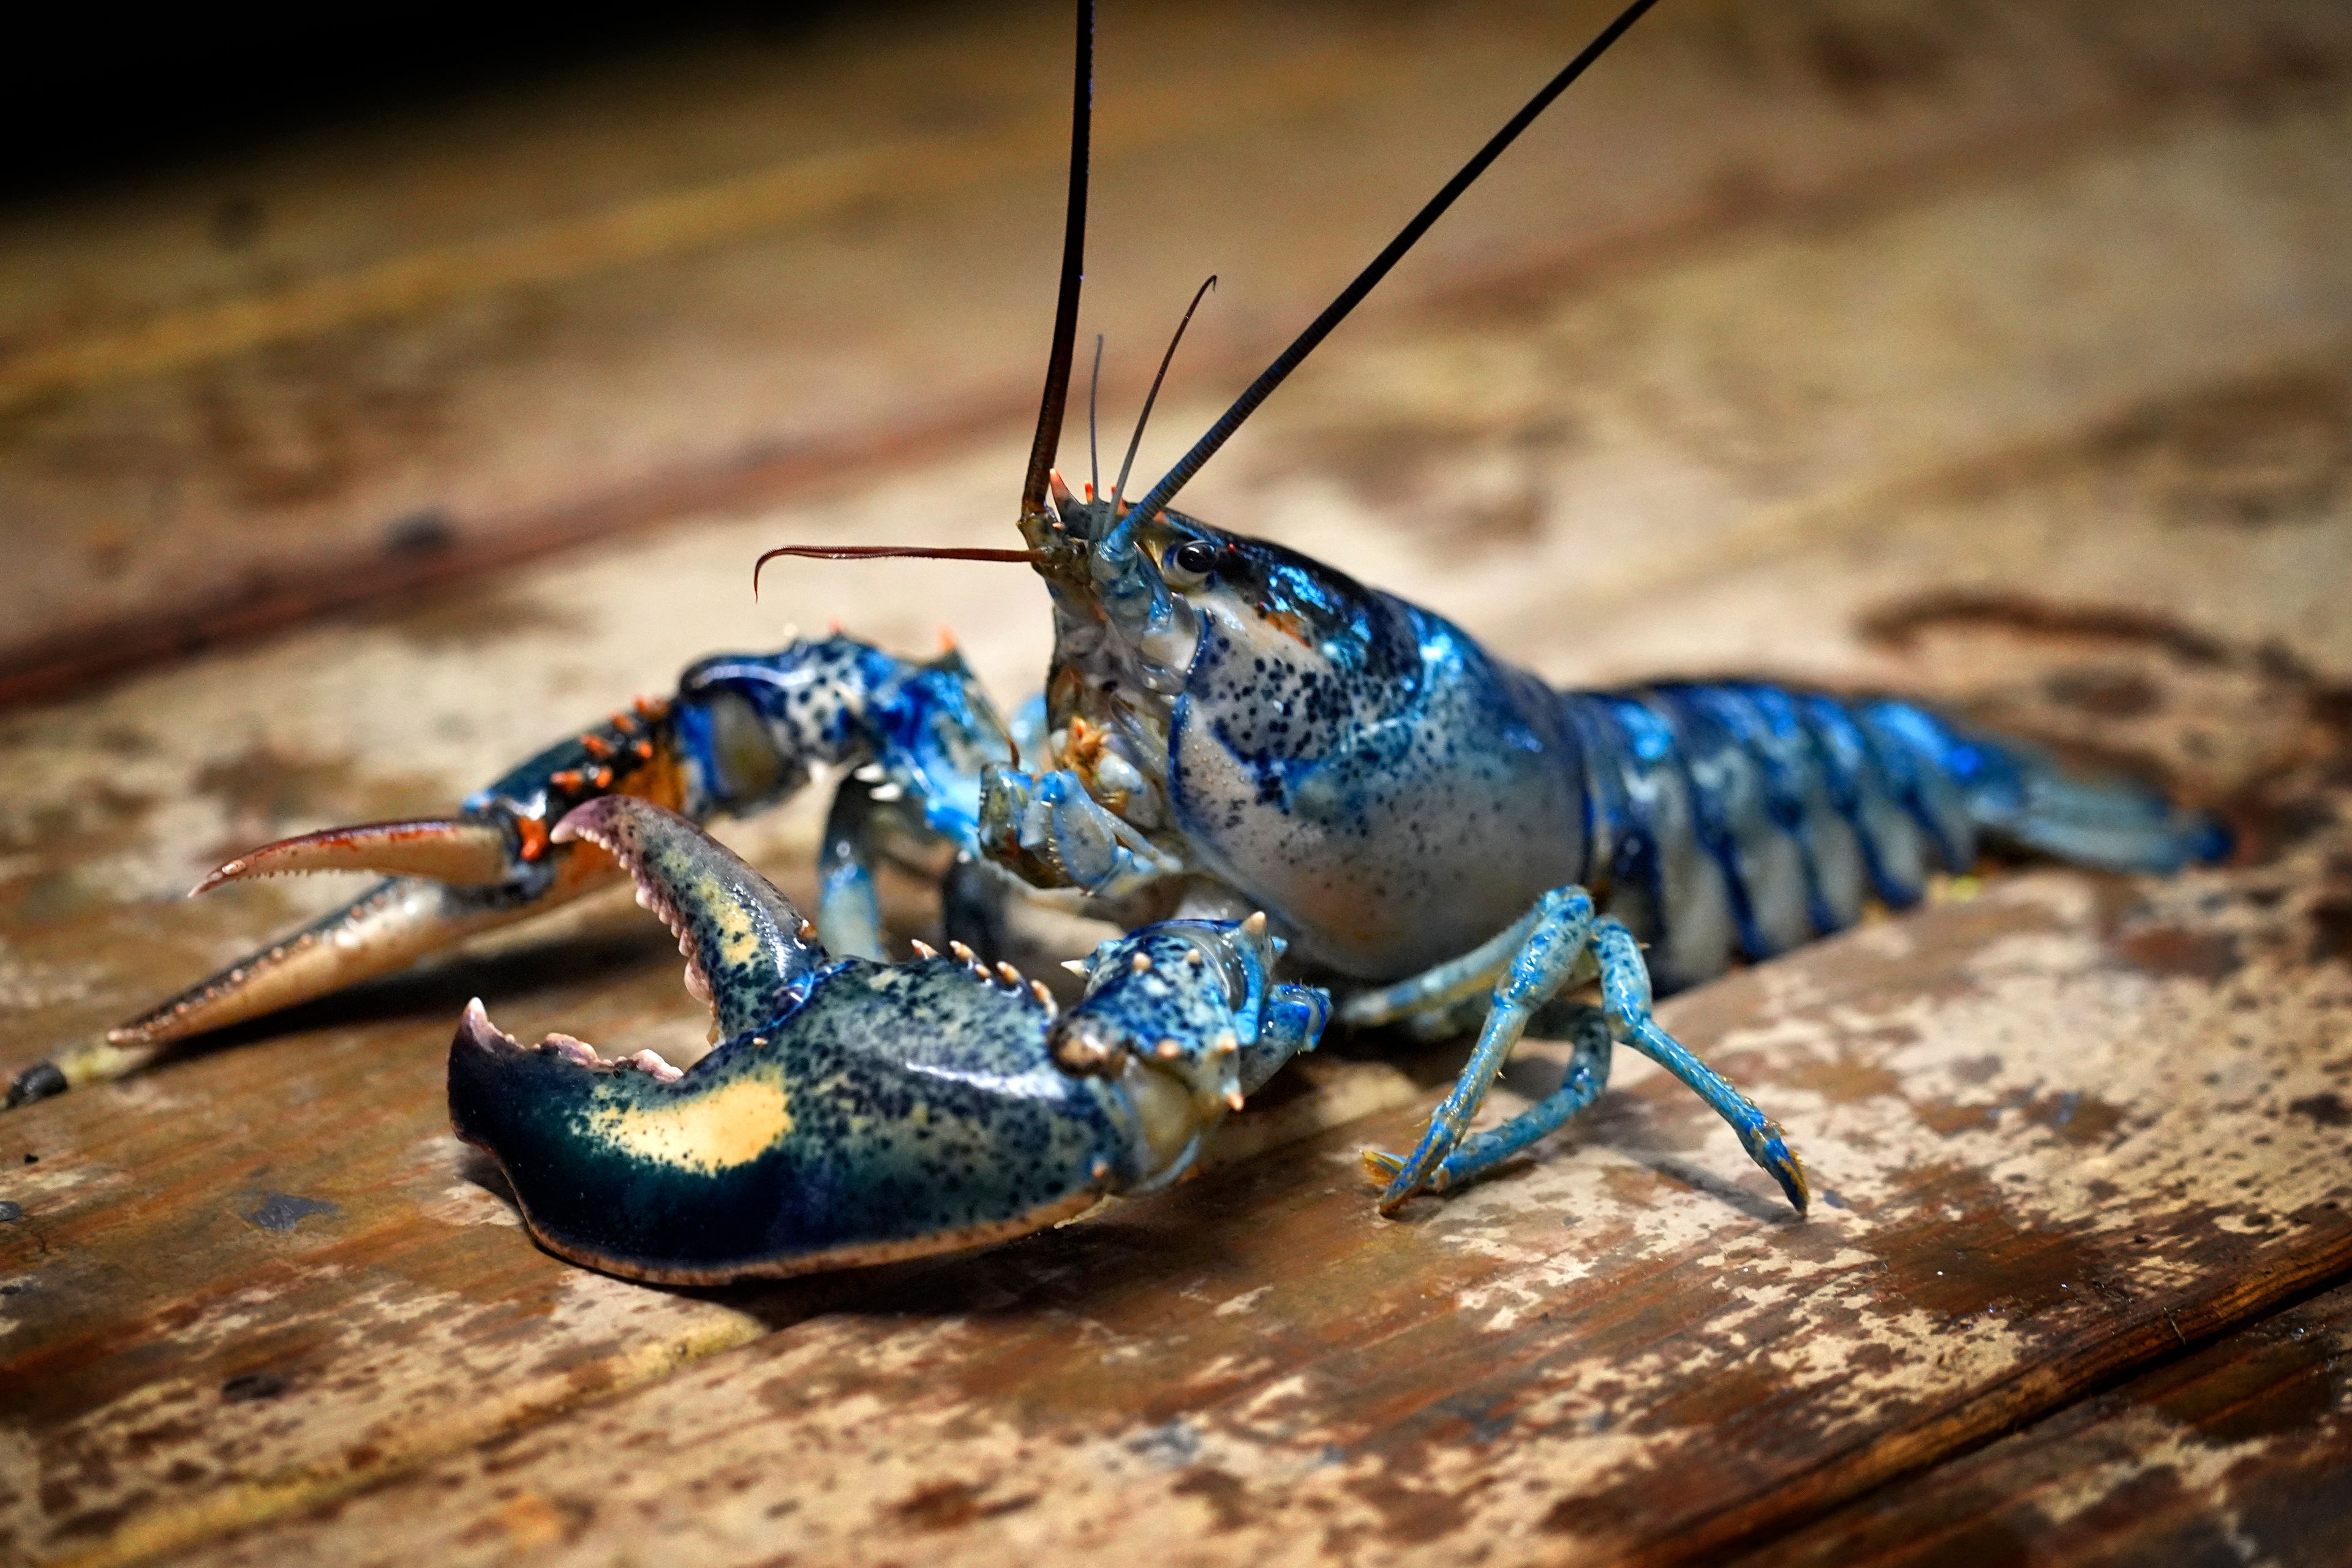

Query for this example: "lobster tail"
[1559,680,2230,997]
[1858,701,2231,875]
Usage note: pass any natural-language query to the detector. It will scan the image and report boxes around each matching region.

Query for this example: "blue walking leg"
[1367,1002,1614,1196]
[1360,887,1598,1212]
[1591,916,1811,1213]
[1335,904,1547,1030]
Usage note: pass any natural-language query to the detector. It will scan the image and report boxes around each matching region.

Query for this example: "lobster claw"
[450,797,1326,1283]
[48,809,619,1105]
[9,703,696,1109]
[191,818,521,894]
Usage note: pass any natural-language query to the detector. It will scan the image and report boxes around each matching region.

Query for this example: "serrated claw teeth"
[541,1032,601,1066]
[621,1049,683,1082]
[910,939,938,959]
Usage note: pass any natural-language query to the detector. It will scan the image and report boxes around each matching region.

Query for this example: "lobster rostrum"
[453,794,1325,1283]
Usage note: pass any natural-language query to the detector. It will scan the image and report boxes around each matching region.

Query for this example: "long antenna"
[1110,275,1216,514]
[1018,0,1095,524]
[1112,0,1657,541]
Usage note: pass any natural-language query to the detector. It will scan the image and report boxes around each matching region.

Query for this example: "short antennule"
[1109,0,1658,548]
[1110,274,1216,515]
[1019,0,1095,524]
[1088,333,1106,502]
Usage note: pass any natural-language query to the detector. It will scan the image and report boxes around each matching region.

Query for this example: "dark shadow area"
[4,2,967,203]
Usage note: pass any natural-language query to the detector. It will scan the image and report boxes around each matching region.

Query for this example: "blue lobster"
[15,0,2226,1282]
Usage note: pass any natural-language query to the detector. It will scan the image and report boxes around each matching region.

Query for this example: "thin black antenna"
[1111,0,1657,543]
[1088,333,1106,500]
[1018,0,1094,522]
[1111,275,1216,514]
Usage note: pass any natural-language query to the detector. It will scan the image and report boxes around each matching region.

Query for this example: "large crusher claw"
[449,796,1327,1283]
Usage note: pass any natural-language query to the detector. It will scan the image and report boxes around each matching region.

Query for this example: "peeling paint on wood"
[1746,1282,2352,1567]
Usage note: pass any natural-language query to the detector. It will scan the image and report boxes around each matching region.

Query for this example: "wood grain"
[1743,1282,2352,1568]
[1,2,2349,1564]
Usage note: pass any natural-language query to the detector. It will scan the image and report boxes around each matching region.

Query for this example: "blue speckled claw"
[551,796,824,1039]
[61,631,1021,1109]
[450,797,1329,1283]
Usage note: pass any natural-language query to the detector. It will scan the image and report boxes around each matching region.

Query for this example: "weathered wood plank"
[1,42,2349,1568]
[1765,1282,2352,1566]
[6,0,2349,704]
[1742,1281,2352,1568]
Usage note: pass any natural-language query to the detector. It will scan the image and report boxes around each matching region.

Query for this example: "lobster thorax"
[1027,502,1589,980]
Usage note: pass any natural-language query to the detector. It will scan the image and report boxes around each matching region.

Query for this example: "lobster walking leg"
[1360,888,1810,1215]
[1361,887,1596,1209]
[1593,915,1809,1213]
[1376,1004,1614,1197]
[1335,903,1549,1038]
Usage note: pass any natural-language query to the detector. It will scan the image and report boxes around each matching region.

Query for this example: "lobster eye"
[1167,539,1222,582]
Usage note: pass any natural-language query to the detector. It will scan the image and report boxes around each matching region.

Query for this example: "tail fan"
[1861,701,2230,875]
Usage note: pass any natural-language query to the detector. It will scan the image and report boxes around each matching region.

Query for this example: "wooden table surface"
[3,2,2349,1564]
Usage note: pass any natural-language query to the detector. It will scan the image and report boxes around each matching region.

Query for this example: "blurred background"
[9,0,2346,705]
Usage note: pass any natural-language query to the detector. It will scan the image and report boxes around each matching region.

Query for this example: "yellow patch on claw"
[587,1076,793,1171]
[698,875,796,988]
